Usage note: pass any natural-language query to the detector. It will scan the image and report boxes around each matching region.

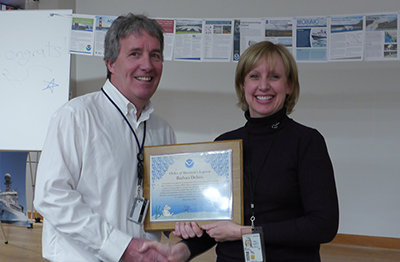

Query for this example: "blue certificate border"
[150,150,233,222]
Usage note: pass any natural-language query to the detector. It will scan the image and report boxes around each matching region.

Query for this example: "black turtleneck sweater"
[182,108,339,262]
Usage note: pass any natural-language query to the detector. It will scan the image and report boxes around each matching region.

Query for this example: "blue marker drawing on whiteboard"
[1,69,23,87]
[49,13,72,18]
[42,79,59,93]
[1,66,52,87]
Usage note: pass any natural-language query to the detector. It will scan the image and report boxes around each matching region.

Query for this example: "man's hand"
[139,241,190,262]
[122,238,168,262]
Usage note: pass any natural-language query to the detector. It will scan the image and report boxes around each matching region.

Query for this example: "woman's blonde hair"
[235,41,300,114]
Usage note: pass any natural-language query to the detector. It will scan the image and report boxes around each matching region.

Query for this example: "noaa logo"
[86,45,92,51]
[185,159,194,168]
[234,53,240,60]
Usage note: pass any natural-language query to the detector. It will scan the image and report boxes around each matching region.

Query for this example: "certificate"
[143,140,243,231]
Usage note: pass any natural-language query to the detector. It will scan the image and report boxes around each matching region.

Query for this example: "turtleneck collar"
[244,107,288,135]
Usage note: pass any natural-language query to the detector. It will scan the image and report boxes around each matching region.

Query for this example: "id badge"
[242,227,266,262]
[127,196,149,224]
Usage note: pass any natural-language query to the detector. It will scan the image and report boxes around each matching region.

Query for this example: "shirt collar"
[103,79,154,123]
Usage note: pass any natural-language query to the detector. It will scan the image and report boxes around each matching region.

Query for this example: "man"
[34,14,176,262]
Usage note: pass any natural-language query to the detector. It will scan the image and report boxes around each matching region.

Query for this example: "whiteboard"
[0,10,72,151]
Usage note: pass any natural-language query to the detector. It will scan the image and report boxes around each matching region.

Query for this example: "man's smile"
[135,76,152,82]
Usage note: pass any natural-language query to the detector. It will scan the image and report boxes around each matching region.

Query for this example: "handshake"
[122,221,247,262]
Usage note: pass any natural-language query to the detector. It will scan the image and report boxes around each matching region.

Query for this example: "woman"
[141,41,339,262]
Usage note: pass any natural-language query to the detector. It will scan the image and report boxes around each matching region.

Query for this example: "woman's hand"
[202,222,252,242]
[172,222,203,239]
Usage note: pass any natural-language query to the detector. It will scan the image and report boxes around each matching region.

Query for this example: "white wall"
[37,0,400,239]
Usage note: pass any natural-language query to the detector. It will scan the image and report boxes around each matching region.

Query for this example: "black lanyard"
[101,88,146,186]
[245,122,280,227]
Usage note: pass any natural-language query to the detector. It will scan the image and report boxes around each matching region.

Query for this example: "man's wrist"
[99,230,132,262]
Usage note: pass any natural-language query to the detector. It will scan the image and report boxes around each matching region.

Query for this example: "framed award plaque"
[143,140,243,231]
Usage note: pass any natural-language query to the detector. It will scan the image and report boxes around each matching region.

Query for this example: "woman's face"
[246,238,251,246]
[243,55,292,118]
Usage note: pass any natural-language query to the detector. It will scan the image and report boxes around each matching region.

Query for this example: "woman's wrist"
[239,226,252,237]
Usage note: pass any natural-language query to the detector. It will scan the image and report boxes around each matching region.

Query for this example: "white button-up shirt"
[34,80,176,262]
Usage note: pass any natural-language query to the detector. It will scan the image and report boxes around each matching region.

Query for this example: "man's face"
[107,31,163,113]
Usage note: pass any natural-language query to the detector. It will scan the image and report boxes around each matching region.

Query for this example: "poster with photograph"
[0,152,30,227]
[364,13,398,61]
[295,16,328,62]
